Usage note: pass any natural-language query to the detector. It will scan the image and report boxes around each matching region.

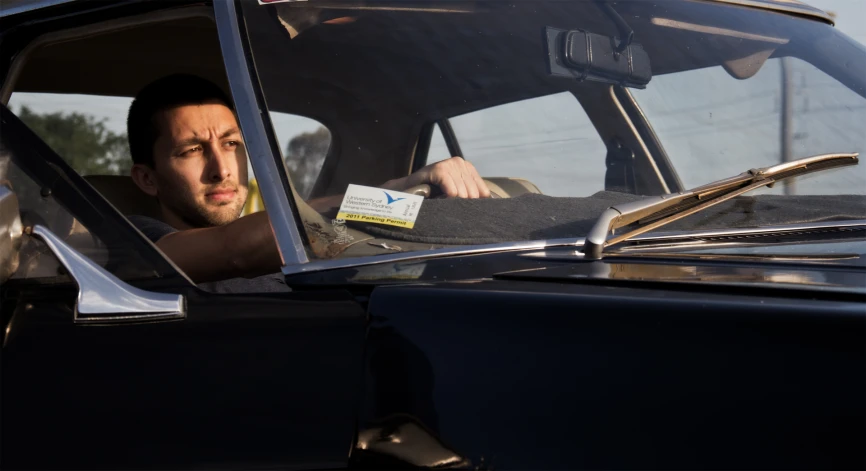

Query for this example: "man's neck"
[159,206,197,231]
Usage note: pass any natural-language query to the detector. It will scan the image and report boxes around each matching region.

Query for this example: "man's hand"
[307,157,490,212]
[383,157,491,198]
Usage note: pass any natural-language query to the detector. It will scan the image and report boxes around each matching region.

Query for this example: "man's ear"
[130,164,159,197]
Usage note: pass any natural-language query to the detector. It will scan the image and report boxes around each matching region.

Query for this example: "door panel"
[364,281,865,470]
[2,286,366,469]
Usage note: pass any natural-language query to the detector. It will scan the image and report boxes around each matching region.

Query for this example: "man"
[127,74,489,292]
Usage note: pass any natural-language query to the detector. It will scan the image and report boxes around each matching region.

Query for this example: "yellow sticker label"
[336,212,416,229]
[336,184,424,229]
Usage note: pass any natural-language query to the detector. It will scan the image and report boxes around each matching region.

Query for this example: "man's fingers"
[454,173,469,198]
[444,157,476,199]
[440,159,470,198]
[418,157,491,199]
[457,158,488,199]
[476,175,491,198]
[454,159,480,199]
[462,172,480,199]
[438,173,461,198]
[465,161,491,198]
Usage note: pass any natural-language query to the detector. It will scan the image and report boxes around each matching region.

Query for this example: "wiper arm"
[582,153,859,259]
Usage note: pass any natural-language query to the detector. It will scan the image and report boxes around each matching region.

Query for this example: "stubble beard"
[166,187,247,228]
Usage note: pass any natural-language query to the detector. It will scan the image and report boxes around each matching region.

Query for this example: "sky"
[7,0,866,197]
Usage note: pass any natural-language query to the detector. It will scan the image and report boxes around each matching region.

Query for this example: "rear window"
[431,92,607,197]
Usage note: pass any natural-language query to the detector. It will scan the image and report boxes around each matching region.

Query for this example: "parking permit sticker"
[337,184,424,229]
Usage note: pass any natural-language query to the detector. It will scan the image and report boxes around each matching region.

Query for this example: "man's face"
[144,100,249,229]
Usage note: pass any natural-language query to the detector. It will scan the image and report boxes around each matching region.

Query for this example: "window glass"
[271,112,332,199]
[449,92,606,197]
[6,155,111,281]
[1,108,181,283]
[243,0,866,261]
[631,58,866,194]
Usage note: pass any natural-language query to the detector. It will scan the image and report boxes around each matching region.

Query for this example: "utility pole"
[780,57,795,195]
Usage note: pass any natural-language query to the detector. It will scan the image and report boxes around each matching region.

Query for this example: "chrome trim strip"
[650,17,789,44]
[625,219,866,244]
[0,186,24,283]
[707,0,834,25]
[520,249,860,262]
[283,219,866,275]
[31,225,186,324]
[609,86,671,195]
[0,0,75,18]
[617,87,685,192]
[213,0,309,266]
[282,238,580,275]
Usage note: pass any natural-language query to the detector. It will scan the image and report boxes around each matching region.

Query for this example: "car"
[1,0,864,469]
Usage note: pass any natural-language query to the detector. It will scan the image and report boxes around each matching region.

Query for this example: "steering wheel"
[403,182,503,199]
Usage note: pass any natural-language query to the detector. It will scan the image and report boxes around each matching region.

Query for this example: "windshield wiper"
[582,153,859,259]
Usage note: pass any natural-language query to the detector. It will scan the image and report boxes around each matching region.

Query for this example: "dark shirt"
[128,215,291,294]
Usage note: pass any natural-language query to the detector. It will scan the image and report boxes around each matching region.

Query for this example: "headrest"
[84,175,161,219]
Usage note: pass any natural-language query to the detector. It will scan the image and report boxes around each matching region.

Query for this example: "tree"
[17,105,132,176]
[284,126,330,198]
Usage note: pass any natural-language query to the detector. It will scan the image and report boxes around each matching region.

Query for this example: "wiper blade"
[582,153,859,259]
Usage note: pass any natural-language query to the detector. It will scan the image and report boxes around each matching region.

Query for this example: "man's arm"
[307,157,490,211]
[154,211,281,283]
[156,157,490,282]
[382,157,490,198]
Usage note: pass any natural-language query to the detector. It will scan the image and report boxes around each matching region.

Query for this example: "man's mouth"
[205,188,237,203]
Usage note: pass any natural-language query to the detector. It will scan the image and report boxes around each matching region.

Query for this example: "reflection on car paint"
[350,262,427,282]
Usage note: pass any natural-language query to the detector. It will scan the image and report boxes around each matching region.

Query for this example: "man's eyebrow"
[220,127,241,139]
[173,137,203,149]
[172,128,241,149]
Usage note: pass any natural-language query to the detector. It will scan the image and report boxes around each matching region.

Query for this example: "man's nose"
[206,144,232,182]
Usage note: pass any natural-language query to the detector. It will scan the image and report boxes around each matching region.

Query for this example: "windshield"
[240,0,866,262]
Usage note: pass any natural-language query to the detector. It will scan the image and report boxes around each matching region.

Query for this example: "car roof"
[0,0,835,24]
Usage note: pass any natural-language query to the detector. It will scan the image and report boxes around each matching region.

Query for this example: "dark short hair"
[127,74,233,168]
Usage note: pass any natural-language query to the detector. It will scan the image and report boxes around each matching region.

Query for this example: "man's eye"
[224,140,240,148]
[181,146,202,156]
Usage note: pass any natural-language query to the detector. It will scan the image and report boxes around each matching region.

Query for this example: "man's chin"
[203,208,243,226]
[190,201,243,227]
[165,196,246,228]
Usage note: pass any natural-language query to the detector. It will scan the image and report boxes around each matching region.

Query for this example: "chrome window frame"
[0,0,76,18]
[214,0,309,266]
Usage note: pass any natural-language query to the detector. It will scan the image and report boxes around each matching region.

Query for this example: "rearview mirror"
[0,185,23,283]
[545,26,652,88]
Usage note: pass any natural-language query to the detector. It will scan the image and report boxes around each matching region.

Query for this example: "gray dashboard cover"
[353,191,866,245]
